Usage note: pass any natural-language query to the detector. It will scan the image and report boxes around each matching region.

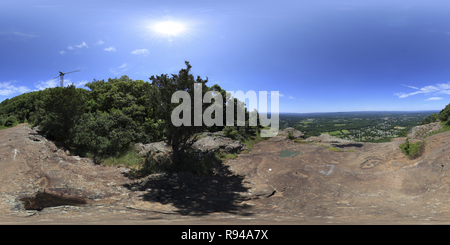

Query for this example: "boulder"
[134,141,172,158]
[134,135,249,160]
[407,122,442,139]
[282,127,304,139]
[191,136,249,155]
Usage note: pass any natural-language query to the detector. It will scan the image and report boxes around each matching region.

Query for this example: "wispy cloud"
[131,49,149,56]
[75,41,88,48]
[424,97,443,101]
[67,46,74,50]
[109,63,128,75]
[289,96,294,99]
[59,50,65,55]
[95,40,104,45]
[73,80,89,88]
[0,31,39,39]
[395,82,450,98]
[35,79,58,90]
[0,81,31,96]
[104,46,116,52]
[401,84,419,90]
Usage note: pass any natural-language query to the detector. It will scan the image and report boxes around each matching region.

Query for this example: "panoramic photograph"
[1,0,450,228]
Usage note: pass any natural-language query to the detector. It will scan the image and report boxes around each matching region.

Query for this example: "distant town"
[278,111,438,143]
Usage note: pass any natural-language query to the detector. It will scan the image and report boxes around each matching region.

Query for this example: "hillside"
[3,123,450,224]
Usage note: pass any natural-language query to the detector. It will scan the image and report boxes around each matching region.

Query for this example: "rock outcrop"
[281,127,304,139]
[134,132,249,160]
[407,122,442,139]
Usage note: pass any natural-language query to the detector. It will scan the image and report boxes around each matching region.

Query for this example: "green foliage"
[71,109,141,155]
[399,138,424,159]
[399,130,408,137]
[149,61,212,164]
[4,115,17,127]
[0,115,6,126]
[39,84,87,142]
[287,131,294,140]
[421,112,439,125]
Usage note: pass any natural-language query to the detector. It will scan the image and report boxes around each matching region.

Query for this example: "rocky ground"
[3,124,450,224]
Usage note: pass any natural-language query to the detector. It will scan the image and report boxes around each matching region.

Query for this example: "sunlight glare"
[154,21,184,35]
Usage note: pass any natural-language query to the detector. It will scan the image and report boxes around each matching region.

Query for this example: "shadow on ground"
[125,163,254,217]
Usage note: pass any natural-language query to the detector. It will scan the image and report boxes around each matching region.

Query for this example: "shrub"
[4,115,17,127]
[287,131,294,139]
[71,109,141,156]
[399,138,425,159]
[0,115,6,125]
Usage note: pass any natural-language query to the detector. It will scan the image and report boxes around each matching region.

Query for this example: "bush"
[399,138,425,159]
[4,115,17,127]
[0,115,6,125]
[71,109,141,156]
[287,131,294,139]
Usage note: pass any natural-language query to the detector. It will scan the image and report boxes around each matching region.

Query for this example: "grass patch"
[294,139,313,143]
[99,150,144,169]
[329,130,343,136]
[342,130,350,134]
[334,124,346,126]
[327,147,341,152]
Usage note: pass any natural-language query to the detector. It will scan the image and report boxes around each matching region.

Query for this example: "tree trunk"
[172,143,181,165]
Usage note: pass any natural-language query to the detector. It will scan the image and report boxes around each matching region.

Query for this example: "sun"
[154,21,184,35]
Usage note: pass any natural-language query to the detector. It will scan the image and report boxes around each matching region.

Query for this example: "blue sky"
[1,0,450,113]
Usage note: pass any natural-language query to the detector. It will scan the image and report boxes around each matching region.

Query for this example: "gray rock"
[192,135,249,154]
[281,127,304,139]
[134,133,249,160]
[407,122,442,139]
[134,141,172,157]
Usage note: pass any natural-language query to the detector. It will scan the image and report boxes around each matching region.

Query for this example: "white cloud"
[12,31,39,38]
[95,40,104,45]
[395,83,450,98]
[73,80,89,88]
[425,97,443,101]
[35,79,58,90]
[104,46,116,52]
[67,46,74,50]
[109,63,128,75]
[0,81,31,96]
[401,84,419,90]
[75,41,88,48]
[131,49,149,56]
[59,50,65,55]
[289,96,294,99]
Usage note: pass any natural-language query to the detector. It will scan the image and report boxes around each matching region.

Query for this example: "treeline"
[0,62,263,165]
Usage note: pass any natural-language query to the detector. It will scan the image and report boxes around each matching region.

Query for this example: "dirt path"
[2,124,450,224]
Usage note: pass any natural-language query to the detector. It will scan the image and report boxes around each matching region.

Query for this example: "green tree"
[399,130,408,137]
[84,76,162,144]
[39,84,87,143]
[0,115,6,126]
[4,115,17,127]
[149,61,211,165]
[71,109,141,155]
